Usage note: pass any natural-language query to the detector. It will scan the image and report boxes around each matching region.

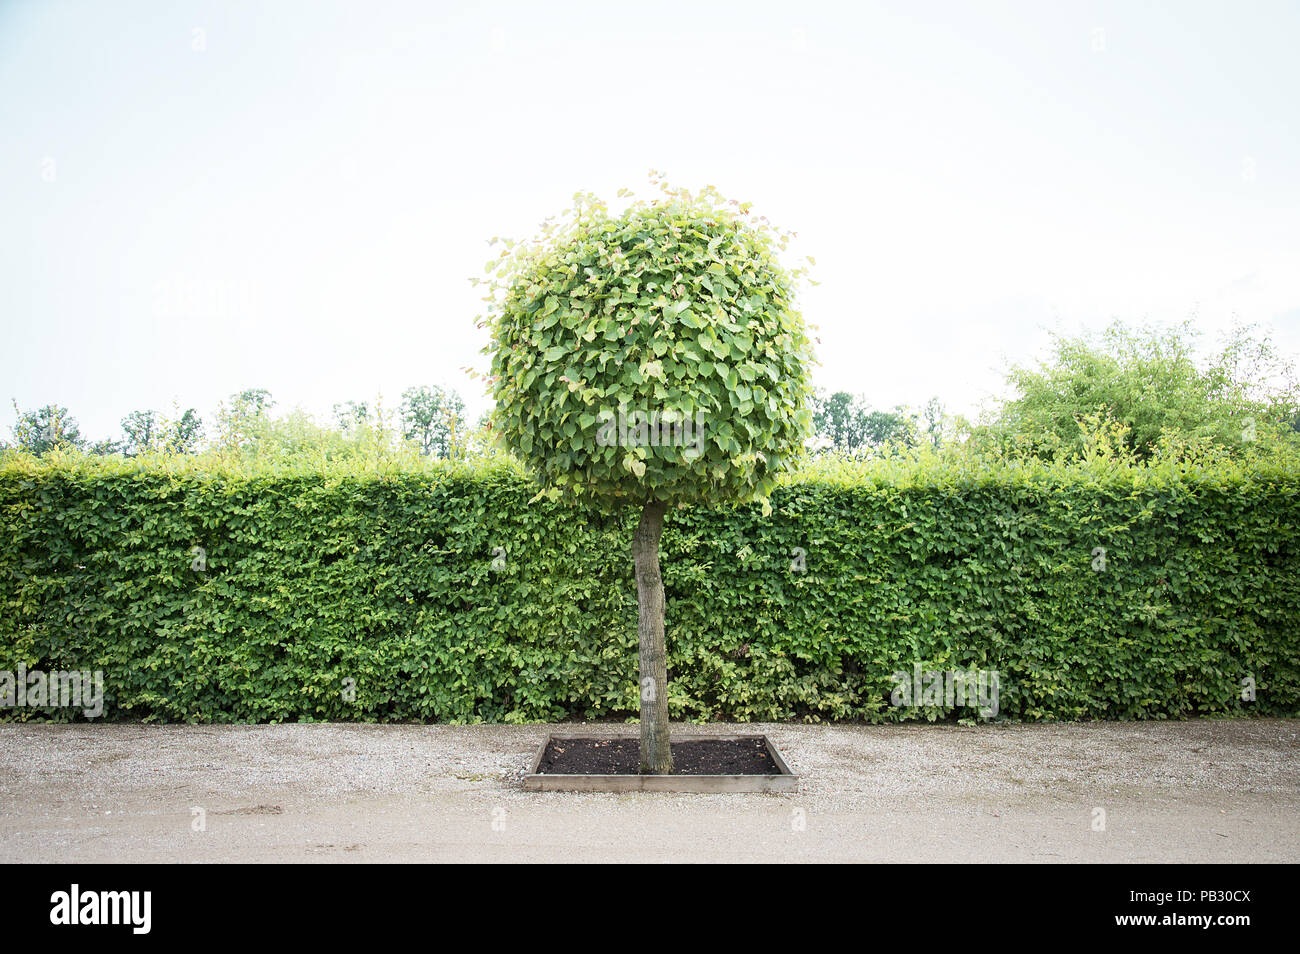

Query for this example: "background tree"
[810,389,919,454]
[981,321,1300,460]
[120,407,204,455]
[214,388,275,451]
[400,385,466,458]
[921,396,945,448]
[120,409,160,453]
[811,391,863,450]
[10,402,83,454]
[480,180,814,773]
[169,408,204,453]
[332,400,371,434]
[861,405,915,448]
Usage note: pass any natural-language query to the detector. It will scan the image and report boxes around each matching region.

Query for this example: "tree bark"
[633,498,672,774]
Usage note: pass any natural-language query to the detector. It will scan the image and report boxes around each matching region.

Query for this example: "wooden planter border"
[522,732,798,793]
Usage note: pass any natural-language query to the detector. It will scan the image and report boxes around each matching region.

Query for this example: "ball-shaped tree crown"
[479,182,815,509]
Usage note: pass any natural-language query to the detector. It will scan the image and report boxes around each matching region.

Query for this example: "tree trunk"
[633,498,672,774]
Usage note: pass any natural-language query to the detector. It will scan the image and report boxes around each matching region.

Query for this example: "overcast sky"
[3,0,1298,440]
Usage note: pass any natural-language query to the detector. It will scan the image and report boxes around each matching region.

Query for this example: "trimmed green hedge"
[2,453,1297,722]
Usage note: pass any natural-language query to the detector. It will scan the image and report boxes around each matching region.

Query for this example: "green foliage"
[209,391,436,468]
[2,452,1296,724]
[212,389,277,452]
[9,402,83,455]
[332,401,372,434]
[810,390,932,454]
[479,179,816,510]
[119,406,204,456]
[400,385,466,459]
[982,321,1300,461]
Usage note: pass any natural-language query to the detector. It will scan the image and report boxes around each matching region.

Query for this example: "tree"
[861,406,914,448]
[479,181,814,773]
[811,390,918,454]
[985,321,1300,460]
[400,385,465,458]
[332,401,371,434]
[811,391,862,450]
[120,407,204,455]
[921,397,945,448]
[213,389,275,450]
[88,438,123,455]
[10,402,83,454]
[170,408,204,452]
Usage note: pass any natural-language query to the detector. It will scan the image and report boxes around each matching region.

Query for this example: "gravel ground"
[1,720,1297,863]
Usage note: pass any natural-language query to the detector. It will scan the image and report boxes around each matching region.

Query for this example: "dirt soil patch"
[537,736,779,775]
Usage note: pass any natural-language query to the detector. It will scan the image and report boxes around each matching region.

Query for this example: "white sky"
[3,0,1298,440]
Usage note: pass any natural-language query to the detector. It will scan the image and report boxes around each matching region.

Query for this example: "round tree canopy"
[479,181,815,510]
